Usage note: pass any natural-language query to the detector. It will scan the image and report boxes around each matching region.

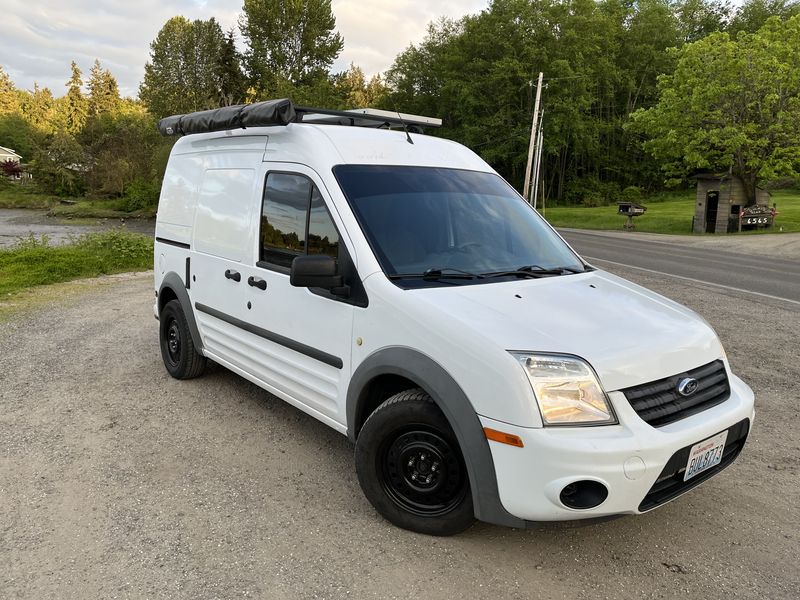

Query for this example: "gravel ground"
[0,269,798,599]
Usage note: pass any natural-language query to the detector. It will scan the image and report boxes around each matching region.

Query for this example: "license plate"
[684,431,728,482]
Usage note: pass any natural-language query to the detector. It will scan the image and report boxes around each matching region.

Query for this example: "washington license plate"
[684,431,728,482]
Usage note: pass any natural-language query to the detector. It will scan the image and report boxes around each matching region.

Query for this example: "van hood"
[410,270,723,392]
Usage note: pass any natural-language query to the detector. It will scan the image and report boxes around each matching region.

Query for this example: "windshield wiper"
[388,267,484,281]
[483,265,588,279]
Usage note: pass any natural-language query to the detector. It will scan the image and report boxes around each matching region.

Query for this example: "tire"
[159,299,206,379]
[355,389,474,536]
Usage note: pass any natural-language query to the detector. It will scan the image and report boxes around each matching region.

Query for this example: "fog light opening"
[559,480,608,510]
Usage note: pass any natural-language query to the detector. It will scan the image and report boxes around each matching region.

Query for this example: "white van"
[154,100,754,535]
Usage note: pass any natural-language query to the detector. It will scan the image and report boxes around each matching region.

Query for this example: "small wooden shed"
[693,174,770,234]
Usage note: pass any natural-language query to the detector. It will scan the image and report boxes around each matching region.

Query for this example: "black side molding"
[194,303,343,369]
[156,237,191,249]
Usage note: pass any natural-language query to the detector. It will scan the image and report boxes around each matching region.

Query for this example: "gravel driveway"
[0,268,797,599]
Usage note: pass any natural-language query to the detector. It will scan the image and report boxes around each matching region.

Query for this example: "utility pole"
[523,71,544,203]
[532,111,544,209]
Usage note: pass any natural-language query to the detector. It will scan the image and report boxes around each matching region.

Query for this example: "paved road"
[560,229,800,305]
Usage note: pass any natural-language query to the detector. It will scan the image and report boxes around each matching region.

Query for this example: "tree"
[630,16,800,204]
[64,61,88,133]
[140,16,231,117]
[31,130,87,196]
[675,0,731,42]
[80,101,170,199]
[335,64,388,108]
[729,0,800,34]
[239,0,343,95]
[0,65,20,114]
[20,83,55,130]
[87,59,121,116]
[215,29,248,106]
[0,113,41,159]
[385,1,678,198]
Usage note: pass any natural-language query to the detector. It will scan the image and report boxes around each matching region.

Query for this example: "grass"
[0,181,156,218]
[0,231,153,297]
[542,189,800,235]
[0,185,63,209]
[47,198,156,219]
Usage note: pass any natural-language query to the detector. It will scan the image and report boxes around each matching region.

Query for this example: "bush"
[620,186,643,203]
[565,177,621,207]
[70,230,153,266]
[581,191,605,207]
[0,230,153,295]
[123,178,161,211]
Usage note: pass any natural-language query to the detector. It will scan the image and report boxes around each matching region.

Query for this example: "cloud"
[332,0,487,75]
[0,0,487,98]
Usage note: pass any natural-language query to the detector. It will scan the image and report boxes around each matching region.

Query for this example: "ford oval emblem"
[677,377,699,397]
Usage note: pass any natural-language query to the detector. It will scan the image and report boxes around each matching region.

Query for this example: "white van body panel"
[154,123,755,526]
[352,269,724,430]
[192,168,257,262]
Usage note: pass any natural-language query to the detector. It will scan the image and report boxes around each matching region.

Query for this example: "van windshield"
[333,165,587,285]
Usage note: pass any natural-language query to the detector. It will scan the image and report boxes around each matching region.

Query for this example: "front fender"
[346,347,525,528]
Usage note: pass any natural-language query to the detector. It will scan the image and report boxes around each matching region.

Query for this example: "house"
[0,145,22,164]
[693,173,771,234]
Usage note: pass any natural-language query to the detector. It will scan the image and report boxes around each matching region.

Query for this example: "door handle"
[224,269,241,282]
[248,276,267,290]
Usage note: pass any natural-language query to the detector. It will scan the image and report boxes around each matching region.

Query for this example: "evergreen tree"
[0,65,20,114]
[216,29,248,106]
[21,83,55,130]
[88,59,121,116]
[64,61,88,133]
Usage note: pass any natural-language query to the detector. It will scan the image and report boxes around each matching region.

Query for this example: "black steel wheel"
[355,389,474,535]
[165,319,182,366]
[159,299,206,379]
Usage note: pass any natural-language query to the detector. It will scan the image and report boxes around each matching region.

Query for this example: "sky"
[0,0,488,98]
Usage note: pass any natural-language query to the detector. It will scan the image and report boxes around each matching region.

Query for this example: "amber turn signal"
[483,427,524,448]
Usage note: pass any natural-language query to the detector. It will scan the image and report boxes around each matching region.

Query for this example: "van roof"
[169,122,491,173]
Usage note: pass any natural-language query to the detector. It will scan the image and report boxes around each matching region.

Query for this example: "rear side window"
[260,173,339,268]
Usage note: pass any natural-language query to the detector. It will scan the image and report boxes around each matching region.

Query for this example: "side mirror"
[290,255,347,295]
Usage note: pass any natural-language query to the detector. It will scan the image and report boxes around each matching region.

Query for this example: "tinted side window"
[260,172,340,268]
[307,186,340,259]
[261,173,311,267]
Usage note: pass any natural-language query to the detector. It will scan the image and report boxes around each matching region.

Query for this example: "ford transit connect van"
[154,100,754,535]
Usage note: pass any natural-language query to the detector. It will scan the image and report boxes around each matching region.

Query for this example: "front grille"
[621,360,730,427]
[639,418,749,511]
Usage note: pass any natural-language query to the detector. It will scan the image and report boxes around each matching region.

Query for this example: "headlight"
[510,353,617,426]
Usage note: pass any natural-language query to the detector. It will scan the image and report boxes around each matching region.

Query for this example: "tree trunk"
[737,172,758,206]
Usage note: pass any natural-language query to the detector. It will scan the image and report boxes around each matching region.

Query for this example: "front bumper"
[480,373,755,522]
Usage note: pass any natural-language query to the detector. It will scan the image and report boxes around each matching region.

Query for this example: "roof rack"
[297,107,442,130]
[158,99,441,137]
